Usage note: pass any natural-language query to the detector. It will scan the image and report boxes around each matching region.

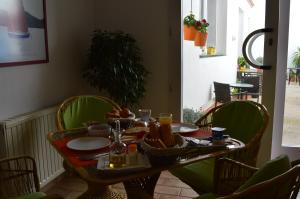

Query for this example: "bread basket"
[141,133,188,165]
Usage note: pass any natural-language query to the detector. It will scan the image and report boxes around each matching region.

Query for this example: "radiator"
[0,106,64,187]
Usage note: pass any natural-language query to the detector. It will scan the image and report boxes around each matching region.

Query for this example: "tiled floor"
[41,171,199,199]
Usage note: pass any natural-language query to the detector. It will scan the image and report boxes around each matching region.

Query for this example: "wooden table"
[48,128,244,199]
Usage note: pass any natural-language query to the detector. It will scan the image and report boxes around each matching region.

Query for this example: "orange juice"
[159,113,172,125]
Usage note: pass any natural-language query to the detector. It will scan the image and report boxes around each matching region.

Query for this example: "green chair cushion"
[61,96,115,129]
[194,193,217,199]
[212,101,264,143]
[170,158,215,194]
[12,192,46,199]
[237,155,291,191]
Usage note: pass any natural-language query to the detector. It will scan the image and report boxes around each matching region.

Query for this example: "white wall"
[183,0,237,110]
[0,0,95,120]
[94,0,181,120]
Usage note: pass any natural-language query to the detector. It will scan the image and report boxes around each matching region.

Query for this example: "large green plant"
[291,47,300,67]
[83,30,148,106]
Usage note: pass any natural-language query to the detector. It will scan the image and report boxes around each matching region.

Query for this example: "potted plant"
[194,19,209,46]
[237,56,247,70]
[183,13,197,40]
[82,30,149,107]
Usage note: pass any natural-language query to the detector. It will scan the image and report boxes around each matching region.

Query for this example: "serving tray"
[97,153,151,174]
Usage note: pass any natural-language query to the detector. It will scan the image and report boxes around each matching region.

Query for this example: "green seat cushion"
[170,158,215,194]
[237,155,291,191]
[61,96,115,129]
[212,101,264,143]
[194,193,217,199]
[12,192,46,199]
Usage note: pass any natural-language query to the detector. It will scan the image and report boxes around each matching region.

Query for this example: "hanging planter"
[184,24,197,40]
[194,19,209,47]
[194,32,208,47]
[183,13,197,41]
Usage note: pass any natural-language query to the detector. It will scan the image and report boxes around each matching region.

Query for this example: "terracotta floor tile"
[180,188,199,198]
[42,171,195,199]
[160,171,178,179]
[158,178,191,188]
[159,194,192,199]
[154,185,181,195]
[112,183,125,189]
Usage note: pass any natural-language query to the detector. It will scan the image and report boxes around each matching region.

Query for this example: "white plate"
[67,137,110,151]
[171,123,199,133]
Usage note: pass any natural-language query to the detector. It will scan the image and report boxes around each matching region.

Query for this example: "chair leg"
[215,101,217,107]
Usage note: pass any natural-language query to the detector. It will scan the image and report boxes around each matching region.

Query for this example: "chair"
[241,76,260,102]
[213,82,245,107]
[0,156,63,199]
[195,155,300,199]
[170,101,269,194]
[56,95,121,130]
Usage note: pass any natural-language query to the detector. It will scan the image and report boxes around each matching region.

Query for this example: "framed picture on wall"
[0,0,48,67]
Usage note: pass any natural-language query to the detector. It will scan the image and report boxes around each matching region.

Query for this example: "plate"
[171,123,199,133]
[67,137,110,151]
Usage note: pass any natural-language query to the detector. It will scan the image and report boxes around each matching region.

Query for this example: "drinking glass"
[138,109,151,122]
[159,113,173,125]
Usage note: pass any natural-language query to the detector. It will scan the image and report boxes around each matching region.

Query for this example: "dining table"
[230,82,254,99]
[47,126,245,199]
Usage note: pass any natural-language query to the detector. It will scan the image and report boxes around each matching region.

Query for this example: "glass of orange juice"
[159,113,173,125]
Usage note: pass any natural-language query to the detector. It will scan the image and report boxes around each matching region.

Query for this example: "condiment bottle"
[109,120,127,168]
[127,143,138,165]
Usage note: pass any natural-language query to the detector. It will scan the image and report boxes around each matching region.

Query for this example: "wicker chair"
[170,101,269,194]
[56,95,121,130]
[196,156,300,198]
[196,101,269,166]
[241,76,261,102]
[0,156,63,199]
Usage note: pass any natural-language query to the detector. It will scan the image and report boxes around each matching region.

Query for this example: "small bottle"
[109,120,127,168]
[127,143,138,165]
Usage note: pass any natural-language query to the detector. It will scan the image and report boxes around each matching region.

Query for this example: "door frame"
[258,0,298,165]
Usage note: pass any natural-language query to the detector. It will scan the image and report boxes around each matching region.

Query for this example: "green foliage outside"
[292,47,300,67]
[183,108,204,124]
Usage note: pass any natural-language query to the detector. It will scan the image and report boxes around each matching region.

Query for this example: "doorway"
[182,0,265,123]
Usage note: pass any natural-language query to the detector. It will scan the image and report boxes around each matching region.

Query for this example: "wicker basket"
[141,134,188,165]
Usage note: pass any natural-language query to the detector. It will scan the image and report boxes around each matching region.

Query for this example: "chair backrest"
[56,95,121,130]
[221,165,300,199]
[242,76,260,94]
[214,82,231,104]
[196,101,269,166]
[0,156,40,198]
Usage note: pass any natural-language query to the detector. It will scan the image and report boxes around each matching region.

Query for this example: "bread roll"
[148,122,160,139]
[160,124,175,147]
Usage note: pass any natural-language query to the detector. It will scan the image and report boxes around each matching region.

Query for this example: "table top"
[230,83,254,88]
[47,127,244,186]
[237,69,263,74]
